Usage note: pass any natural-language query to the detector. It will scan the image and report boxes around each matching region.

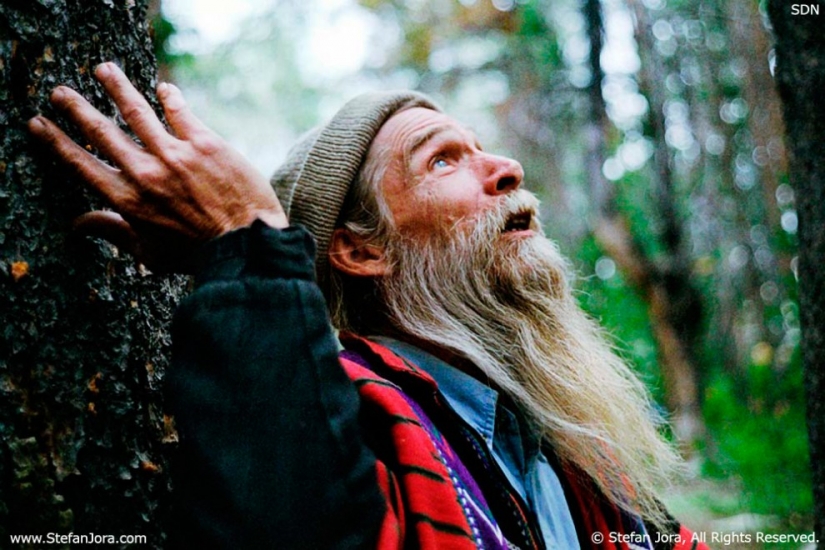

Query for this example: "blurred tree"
[145,0,193,84]
[0,1,180,546]
[622,0,810,523]
[147,0,174,83]
[590,0,704,446]
[767,0,825,543]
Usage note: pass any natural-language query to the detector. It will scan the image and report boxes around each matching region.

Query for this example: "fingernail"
[96,62,112,78]
[163,84,185,109]
[157,82,169,98]
[28,116,46,132]
[50,86,67,103]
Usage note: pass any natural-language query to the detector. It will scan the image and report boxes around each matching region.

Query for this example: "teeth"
[504,210,532,231]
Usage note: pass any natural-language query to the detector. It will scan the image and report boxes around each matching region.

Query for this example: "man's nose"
[483,154,524,195]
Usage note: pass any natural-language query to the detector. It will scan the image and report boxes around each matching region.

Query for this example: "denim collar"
[370,337,499,446]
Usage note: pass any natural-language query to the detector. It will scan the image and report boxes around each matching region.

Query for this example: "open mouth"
[502,209,535,233]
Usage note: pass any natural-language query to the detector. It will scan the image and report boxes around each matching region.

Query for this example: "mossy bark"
[0,1,184,546]
[767,1,825,545]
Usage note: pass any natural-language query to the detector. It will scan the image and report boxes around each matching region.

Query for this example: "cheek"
[428,187,486,225]
[394,199,442,236]
[391,173,486,236]
[409,196,484,237]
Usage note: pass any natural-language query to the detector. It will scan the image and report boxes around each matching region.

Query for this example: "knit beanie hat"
[270,90,440,291]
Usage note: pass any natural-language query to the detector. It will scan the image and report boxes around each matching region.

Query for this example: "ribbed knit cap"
[271,90,440,291]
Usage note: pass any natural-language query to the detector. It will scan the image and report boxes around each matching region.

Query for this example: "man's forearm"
[166,221,384,548]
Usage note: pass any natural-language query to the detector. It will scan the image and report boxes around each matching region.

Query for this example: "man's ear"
[328,228,389,277]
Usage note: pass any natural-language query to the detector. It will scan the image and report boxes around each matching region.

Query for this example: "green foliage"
[511,3,562,84]
[613,170,669,261]
[149,9,193,71]
[574,235,665,401]
[702,348,813,524]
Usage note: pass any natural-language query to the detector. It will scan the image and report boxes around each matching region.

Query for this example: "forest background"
[156,0,812,536]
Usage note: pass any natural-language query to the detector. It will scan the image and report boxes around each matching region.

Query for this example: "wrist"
[191,222,315,286]
[214,208,288,237]
[254,209,289,230]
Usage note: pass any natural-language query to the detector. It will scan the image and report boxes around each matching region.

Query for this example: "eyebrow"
[406,125,453,160]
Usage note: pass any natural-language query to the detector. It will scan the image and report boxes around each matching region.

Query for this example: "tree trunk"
[0,1,183,546]
[767,1,825,545]
[586,0,705,447]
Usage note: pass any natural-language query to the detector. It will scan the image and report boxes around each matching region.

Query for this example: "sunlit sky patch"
[163,0,373,79]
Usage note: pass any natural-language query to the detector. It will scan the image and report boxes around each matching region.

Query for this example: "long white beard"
[378,190,681,527]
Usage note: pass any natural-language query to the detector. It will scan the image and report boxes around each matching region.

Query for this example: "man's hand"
[28,62,287,270]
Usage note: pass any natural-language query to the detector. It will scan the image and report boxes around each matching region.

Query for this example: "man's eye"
[433,157,449,169]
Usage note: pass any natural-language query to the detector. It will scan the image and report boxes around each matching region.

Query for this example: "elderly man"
[30,63,705,550]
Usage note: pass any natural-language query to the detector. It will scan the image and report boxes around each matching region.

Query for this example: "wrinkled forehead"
[376,107,477,162]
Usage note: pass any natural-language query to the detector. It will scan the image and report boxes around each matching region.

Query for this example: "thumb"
[73,211,139,255]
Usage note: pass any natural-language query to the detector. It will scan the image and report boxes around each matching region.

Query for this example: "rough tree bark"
[585,0,704,447]
[0,1,184,546]
[767,1,825,545]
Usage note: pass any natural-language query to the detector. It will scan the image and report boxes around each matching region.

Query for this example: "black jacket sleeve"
[165,220,385,549]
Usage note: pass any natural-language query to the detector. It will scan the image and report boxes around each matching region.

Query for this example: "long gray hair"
[326,146,683,530]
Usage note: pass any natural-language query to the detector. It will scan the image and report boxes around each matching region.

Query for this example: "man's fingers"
[73,211,140,254]
[94,62,175,154]
[49,85,153,172]
[157,82,212,141]
[28,115,134,206]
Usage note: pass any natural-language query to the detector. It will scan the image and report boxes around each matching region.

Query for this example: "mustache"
[470,190,542,237]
